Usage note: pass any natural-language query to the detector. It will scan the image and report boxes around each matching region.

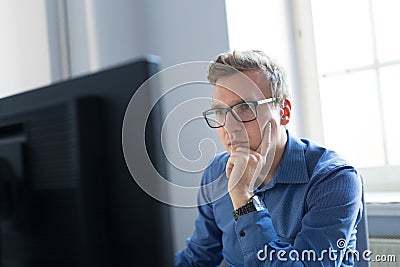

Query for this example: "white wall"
[0,1,52,98]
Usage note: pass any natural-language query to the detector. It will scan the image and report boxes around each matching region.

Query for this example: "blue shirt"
[175,131,363,266]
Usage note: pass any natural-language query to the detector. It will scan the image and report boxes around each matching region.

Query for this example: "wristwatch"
[233,195,265,221]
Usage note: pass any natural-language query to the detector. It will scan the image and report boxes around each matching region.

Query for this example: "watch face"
[252,195,266,211]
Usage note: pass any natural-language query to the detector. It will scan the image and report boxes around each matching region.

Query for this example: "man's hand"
[226,122,272,209]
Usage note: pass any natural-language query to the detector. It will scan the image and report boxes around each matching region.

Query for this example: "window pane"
[380,65,400,165]
[371,0,400,62]
[311,0,374,73]
[319,71,385,167]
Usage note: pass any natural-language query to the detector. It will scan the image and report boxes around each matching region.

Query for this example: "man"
[175,51,363,266]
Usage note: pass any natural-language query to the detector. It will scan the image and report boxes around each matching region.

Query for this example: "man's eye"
[237,103,251,112]
[214,109,224,116]
[242,103,251,109]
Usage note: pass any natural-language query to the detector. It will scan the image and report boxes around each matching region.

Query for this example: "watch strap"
[233,195,265,221]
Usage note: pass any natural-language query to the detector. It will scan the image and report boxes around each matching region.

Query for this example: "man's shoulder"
[300,137,358,180]
[202,152,229,183]
[210,151,230,163]
[206,151,230,173]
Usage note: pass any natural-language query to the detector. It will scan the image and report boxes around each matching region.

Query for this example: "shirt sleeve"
[174,157,226,267]
[174,200,223,266]
[235,167,363,266]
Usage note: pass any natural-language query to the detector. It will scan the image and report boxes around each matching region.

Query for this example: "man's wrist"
[232,195,266,221]
[230,190,253,210]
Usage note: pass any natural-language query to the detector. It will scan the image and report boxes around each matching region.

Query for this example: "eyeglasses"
[202,97,276,128]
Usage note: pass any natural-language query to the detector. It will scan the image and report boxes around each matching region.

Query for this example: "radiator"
[369,237,399,267]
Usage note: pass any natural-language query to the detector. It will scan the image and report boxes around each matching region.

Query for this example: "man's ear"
[280,99,291,126]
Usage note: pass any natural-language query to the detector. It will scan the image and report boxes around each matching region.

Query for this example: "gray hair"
[207,50,290,105]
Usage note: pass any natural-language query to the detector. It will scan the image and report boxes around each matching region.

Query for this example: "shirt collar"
[256,130,309,192]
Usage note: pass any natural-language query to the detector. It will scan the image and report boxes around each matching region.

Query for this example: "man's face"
[212,70,281,154]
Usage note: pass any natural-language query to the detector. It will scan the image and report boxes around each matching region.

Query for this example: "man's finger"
[235,146,250,154]
[226,157,233,178]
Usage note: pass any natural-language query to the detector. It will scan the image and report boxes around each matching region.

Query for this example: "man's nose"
[224,111,242,132]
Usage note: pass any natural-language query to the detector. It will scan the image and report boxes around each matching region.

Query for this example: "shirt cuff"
[235,208,279,254]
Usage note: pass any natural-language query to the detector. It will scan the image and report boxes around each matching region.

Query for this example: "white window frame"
[291,0,400,194]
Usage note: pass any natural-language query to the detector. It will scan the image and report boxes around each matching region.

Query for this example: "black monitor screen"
[0,58,172,267]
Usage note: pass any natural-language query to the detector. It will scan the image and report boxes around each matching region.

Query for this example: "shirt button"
[239,231,246,237]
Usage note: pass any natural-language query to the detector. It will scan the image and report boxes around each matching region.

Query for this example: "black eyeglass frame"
[202,97,276,128]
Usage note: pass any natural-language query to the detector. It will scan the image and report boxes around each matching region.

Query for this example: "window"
[292,0,400,193]
[310,0,400,168]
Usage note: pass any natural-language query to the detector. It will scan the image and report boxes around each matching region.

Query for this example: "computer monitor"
[0,58,173,267]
